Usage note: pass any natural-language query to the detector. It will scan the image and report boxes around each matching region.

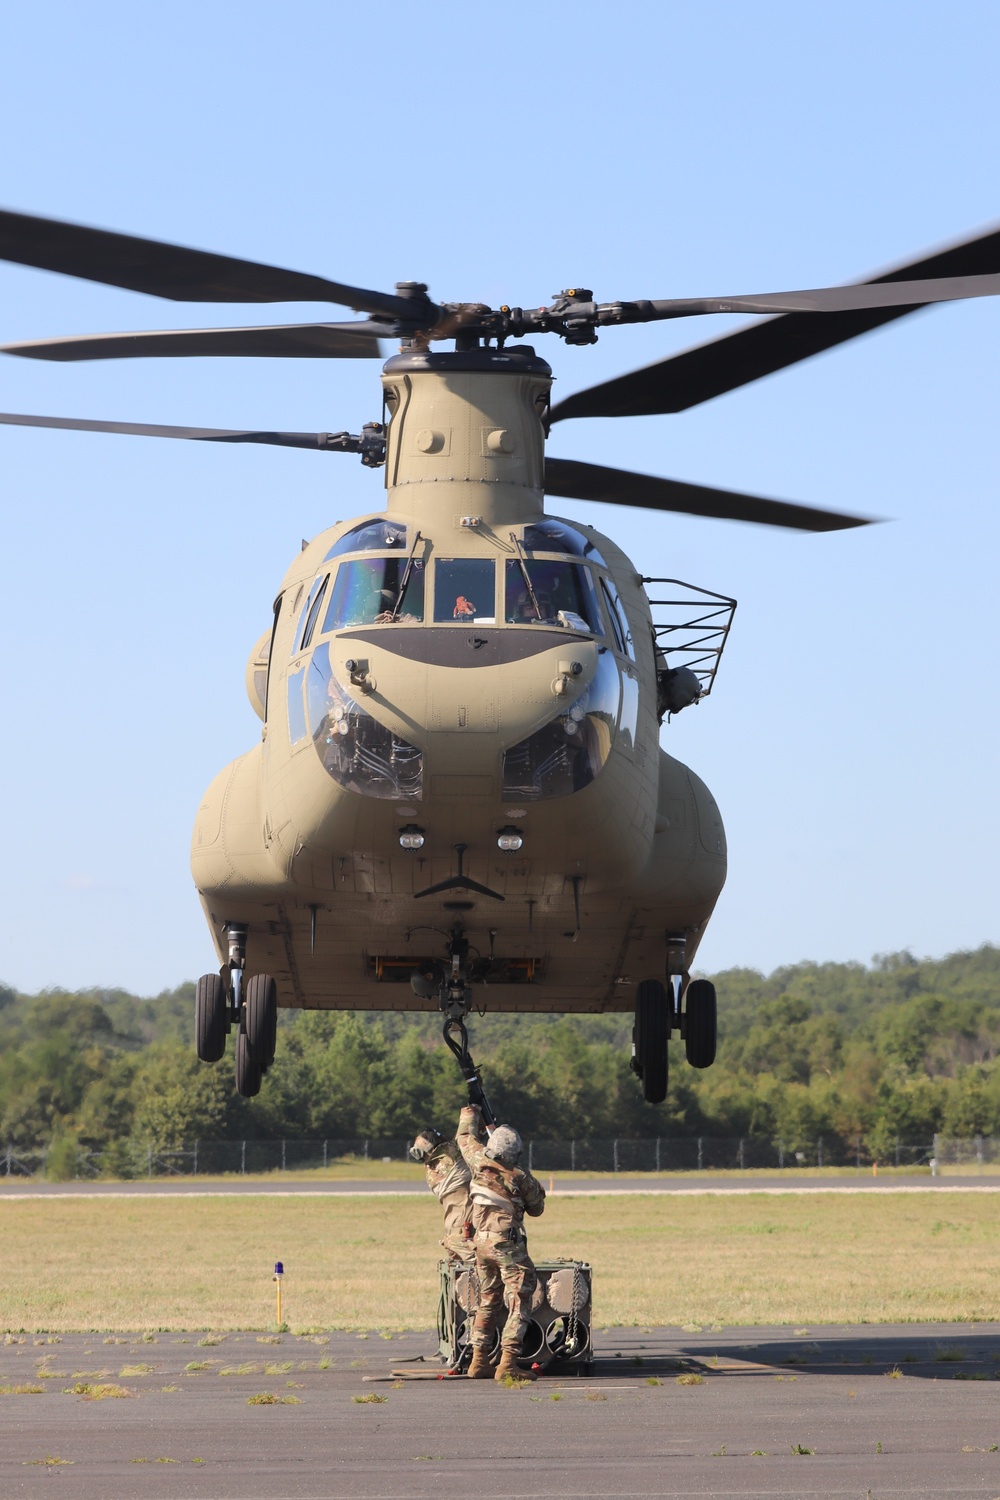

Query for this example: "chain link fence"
[932,1135,1000,1169]
[1,1138,409,1179]
[2,1134,957,1180]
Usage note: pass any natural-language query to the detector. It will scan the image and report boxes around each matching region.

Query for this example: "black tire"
[685,978,717,1068]
[635,979,669,1103]
[235,1013,262,1098]
[246,974,278,1072]
[195,973,228,1063]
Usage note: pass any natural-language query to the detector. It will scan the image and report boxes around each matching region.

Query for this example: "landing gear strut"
[225,922,249,1018]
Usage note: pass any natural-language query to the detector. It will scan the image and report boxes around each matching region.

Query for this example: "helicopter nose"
[425,640,597,743]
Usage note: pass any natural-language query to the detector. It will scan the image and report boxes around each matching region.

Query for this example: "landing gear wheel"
[685,978,717,1069]
[245,974,278,1073]
[634,979,669,1104]
[235,1010,262,1098]
[195,973,228,1063]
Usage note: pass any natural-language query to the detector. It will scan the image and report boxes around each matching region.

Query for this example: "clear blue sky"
[1,0,998,995]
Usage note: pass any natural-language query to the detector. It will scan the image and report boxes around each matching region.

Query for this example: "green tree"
[131,1045,230,1150]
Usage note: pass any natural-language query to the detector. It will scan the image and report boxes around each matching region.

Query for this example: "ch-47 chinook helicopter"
[2,209,1000,1104]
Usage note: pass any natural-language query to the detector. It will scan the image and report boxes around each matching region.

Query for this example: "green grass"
[2,1193,1000,1330]
[63,1382,135,1399]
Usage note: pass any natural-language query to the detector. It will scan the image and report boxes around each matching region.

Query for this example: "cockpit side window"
[504,559,601,633]
[323,520,407,561]
[323,557,425,629]
[299,575,329,652]
[293,575,327,655]
[600,577,635,660]
[264,596,281,719]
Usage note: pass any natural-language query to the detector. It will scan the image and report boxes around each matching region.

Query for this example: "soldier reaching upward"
[456,1102,546,1382]
[408,1127,475,1265]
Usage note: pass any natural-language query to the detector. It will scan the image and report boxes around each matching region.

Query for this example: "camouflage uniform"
[456,1104,546,1352]
[423,1138,475,1264]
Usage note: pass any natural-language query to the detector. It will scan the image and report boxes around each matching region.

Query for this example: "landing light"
[497,826,523,853]
[399,825,426,851]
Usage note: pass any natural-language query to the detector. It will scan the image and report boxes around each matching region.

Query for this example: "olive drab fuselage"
[191,346,727,1013]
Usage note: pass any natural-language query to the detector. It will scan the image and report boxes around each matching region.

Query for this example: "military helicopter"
[2,209,999,1105]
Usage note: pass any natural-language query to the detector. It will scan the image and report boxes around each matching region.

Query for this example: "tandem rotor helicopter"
[2,209,999,1104]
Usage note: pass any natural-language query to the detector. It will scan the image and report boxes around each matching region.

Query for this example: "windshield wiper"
[390,530,423,621]
[509,531,543,620]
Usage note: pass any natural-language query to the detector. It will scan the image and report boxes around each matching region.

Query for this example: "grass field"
[2,1192,999,1332]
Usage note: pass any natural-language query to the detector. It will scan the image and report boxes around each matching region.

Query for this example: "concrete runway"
[3,1324,999,1498]
[3,1174,999,1197]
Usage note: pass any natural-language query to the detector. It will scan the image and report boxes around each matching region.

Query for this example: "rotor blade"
[544,456,873,532]
[0,411,343,449]
[1,322,388,362]
[550,222,1000,422]
[0,207,424,320]
[623,271,1000,322]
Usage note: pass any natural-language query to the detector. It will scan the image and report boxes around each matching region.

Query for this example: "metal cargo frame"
[436,1257,593,1373]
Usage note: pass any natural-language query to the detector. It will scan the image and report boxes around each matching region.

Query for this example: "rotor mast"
[379,344,553,531]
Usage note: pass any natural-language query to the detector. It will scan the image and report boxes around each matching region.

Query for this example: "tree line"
[1,944,998,1166]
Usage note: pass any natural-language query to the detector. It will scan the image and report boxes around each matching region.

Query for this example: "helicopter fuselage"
[190,346,727,1014]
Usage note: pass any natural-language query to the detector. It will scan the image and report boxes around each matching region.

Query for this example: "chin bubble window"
[504,559,601,633]
[322,557,424,629]
[287,667,308,745]
[434,559,496,623]
[501,646,620,800]
[306,642,423,799]
[619,670,640,754]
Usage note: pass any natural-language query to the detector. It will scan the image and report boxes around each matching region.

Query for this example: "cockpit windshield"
[504,559,601,633]
[522,520,607,568]
[322,558,425,629]
[433,559,496,623]
[323,520,407,561]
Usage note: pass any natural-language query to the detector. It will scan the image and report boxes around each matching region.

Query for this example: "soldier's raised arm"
[521,1169,546,1218]
[457,1103,488,1168]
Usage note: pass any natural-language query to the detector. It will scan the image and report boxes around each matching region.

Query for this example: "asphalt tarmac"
[3,1174,999,1197]
[3,1323,999,1498]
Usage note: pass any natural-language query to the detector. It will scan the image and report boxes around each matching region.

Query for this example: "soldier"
[408,1127,475,1265]
[456,1102,546,1382]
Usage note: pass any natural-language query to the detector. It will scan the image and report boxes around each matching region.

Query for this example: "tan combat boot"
[467,1346,493,1379]
[494,1347,537,1382]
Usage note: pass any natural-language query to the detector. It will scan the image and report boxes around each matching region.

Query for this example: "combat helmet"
[484,1125,523,1167]
[408,1127,445,1163]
